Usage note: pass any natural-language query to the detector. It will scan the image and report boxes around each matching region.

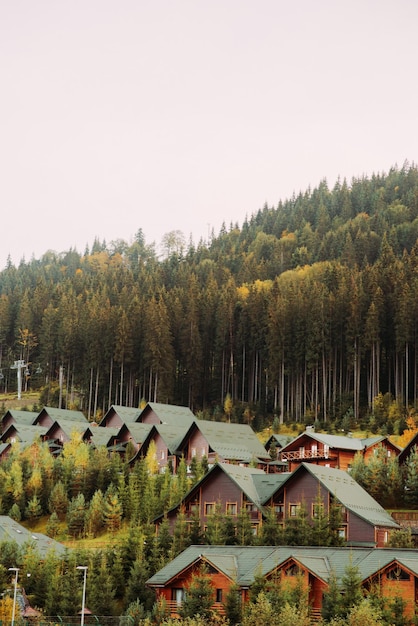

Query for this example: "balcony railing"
[280,449,332,462]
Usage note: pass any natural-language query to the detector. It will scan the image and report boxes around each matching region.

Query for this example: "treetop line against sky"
[1,0,417,270]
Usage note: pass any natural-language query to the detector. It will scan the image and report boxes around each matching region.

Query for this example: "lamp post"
[76,566,88,626]
[8,567,19,626]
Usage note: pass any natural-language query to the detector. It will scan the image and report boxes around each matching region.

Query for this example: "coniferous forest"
[1,162,418,429]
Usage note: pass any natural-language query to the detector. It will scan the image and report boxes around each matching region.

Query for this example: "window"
[387,567,410,581]
[289,503,300,517]
[205,502,215,515]
[191,447,197,457]
[299,446,305,458]
[216,589,223,603]
[324,444,329,459]
[171,588,185,605]
[312,503,323,518]
[160,450,165,460]
[338,527,347,540]
[226,502,237,515]
[274,504,284,516]
[286,564,300,576]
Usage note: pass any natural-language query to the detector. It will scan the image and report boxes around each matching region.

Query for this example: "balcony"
[280,448,333,462]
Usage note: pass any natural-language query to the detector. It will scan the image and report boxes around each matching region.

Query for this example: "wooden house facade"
[279,430,400,471]
[147,545,418,622]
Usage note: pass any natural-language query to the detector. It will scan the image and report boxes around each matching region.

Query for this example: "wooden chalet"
[137,401,195,427]
[156,461,399,547]
[99,404,142,428]
[266,462,400,547]
[176,419,271,469]
[1,409,38,434]
[279,429,400,471]
[41,418,91,453]
[33,407,88,428]
[132,422,192,472]
[155,463,286,536]
[147,544,418,621]
[0,423,47,448]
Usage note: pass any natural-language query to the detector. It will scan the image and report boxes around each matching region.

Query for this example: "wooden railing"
[165,600,226,617]
[281,449,330,461]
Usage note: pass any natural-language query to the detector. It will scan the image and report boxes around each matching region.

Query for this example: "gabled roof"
[0,424,47,444]
[287,463,400,529]
[398,433,418,464]
[117,422,153,443]
[35,407,88,424]
[281,430,400,453]
[1,410,38,426]
[147,545,418,589]
[193,420,269,462]
[139,402,195,427]
[156,463,280,523]
[100,405,142,425]
[43,419,91,439]
[86,426,120,447]
[264,433,293,449]
[0,515,67,557]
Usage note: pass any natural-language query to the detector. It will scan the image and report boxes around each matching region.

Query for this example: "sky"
[1,0,417,269]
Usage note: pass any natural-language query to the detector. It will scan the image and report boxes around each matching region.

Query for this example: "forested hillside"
[1,162,418,428]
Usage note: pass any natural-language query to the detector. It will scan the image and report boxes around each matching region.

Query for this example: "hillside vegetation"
[1,162,418,432]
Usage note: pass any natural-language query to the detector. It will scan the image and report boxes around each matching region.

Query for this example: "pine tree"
[179,565,215,620]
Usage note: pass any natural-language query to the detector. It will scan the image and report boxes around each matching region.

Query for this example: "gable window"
[387,567,410,581]
[324,444,329,459]
[226,502,237,515]
[160,450,165,460]
[289,503,300,517]
[216,589,223,603]
[205,502,215,515]
[191,447,197,457]
[299,446,305,458]
[285,564,301,576]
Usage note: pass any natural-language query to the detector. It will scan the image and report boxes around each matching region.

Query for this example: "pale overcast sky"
[1,0,417,269]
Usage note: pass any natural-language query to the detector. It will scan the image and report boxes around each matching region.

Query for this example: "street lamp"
[8,567,19,626]
[76,566,88,626]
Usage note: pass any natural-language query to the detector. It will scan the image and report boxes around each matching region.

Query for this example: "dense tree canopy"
[1,163,418,426]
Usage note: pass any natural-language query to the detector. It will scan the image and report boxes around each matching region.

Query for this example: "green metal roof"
[38,407,88,423]
[196,421,269,461]
[147,545,418,588]
[1,424,47,443]
[298,463,400,529]
[119,422,152,443]
[0,515,67,557]
[1,410,38,425]
[282,431,396,453]
[141,402,196,426]
[44,419,91,437]
[105,405,142,423]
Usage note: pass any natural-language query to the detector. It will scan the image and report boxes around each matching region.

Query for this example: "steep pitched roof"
[139,402,195,426]
[118,422,153,444]
[147,545,418,589]
[0,515,67,557]
[86,426,120,447]
[1,410,38,426]
[43,419,91,439]
[194,420,269,462]
[35,407,88,424]
[293,463,400,529]
[0,424,47,444]
[100,405,142,425]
